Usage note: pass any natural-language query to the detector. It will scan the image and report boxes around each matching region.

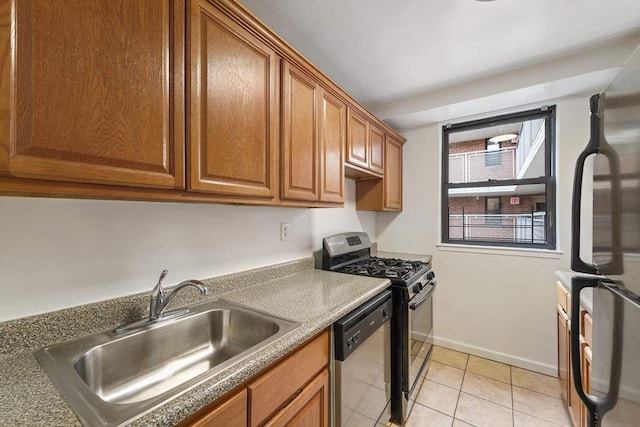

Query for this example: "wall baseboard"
[433,335,557,377]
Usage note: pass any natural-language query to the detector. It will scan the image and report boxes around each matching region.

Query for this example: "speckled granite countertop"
[0,257,390,426]
[375,250,432,264]
[555,271,602,314]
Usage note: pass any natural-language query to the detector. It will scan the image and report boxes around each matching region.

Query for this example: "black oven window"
[442,106,556,249]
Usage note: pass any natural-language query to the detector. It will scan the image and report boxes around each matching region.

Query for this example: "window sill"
[436,243,563,259]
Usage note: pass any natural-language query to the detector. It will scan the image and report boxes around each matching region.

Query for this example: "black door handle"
[571,94,600,274]
[570,276,623,427]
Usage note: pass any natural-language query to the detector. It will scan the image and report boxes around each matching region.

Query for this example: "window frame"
[441,106,556,249]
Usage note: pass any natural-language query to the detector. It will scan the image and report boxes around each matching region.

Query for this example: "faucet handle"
[152,270,169,299]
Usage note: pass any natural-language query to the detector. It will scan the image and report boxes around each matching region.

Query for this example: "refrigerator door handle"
[571,94,600,274]
[570,276,623,427]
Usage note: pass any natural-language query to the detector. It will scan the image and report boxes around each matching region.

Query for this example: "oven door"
[407,281,435,395]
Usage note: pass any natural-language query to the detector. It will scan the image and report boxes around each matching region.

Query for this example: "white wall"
[376,97,593,374]
[0,180,375,321]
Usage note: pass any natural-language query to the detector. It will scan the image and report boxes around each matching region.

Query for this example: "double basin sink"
[35,299,300,426]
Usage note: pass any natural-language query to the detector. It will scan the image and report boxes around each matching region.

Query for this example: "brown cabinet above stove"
[355,134,404,211]
[0,0,403,209]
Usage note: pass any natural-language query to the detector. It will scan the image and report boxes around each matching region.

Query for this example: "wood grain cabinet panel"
[384,135,402,210]
[346,108,368,170]
[248,331,329,427]
[281,62,318,201]
[188,0,278,198]
[186,389,247,427]
[265,368,329,427]
[355,133,403,211]
[368,125,384,175]
[318,90,345,203]
[1,0,185,189]
[281,61,344,204]
[557,304,570,406]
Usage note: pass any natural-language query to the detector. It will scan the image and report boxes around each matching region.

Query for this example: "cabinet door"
[281,62,318,201]
[189,0,278,198]
[248,331,329,426]
[1,0,184,189]
[187,389,247,427]
[581,346,592,427]
[557,305,569,403]
[568,322,583,426]
[384,136,402,210]
[369,125,385,175]
[346,108,368,169]
[265,369,329,427]
[318,89,345,203]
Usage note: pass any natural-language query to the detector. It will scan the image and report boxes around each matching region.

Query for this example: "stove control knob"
[412,283,423,294]
[353,333,360,344]
[382,307,389,319]
[347,339,353,349]
[427,271,435,280]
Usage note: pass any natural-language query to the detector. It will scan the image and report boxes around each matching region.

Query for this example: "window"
[485,140,501,167]
[442,106,556,248]
[485,196,502,226]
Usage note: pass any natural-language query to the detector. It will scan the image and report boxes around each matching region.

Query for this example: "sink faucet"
[149,270,208,320]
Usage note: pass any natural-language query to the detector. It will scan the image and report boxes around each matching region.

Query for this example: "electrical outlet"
[280,223,290,241]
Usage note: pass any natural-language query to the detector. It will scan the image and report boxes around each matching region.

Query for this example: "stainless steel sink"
[35,299,300,426]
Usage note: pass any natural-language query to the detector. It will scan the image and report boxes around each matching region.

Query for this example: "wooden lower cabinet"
[188,389,247,427]
[557,282,593,427]
[581,346,592,427]
[182,330,329,427]
[558,303,570,403]
[265,369,329,427]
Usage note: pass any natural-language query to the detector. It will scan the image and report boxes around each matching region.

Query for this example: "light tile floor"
[401,346,572,427]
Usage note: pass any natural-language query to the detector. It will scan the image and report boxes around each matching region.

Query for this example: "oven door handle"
[409,280,436,311]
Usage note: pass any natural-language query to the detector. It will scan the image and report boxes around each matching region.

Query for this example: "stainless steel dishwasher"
[334,290,393,426]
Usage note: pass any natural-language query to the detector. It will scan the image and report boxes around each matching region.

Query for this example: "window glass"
[442,108,555,248]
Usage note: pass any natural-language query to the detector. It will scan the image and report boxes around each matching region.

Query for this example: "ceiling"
[239,0,640,129]
[449,123,521,144]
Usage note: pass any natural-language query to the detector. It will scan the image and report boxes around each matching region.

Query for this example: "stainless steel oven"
[402,276,435,419]
[322,232,436,425]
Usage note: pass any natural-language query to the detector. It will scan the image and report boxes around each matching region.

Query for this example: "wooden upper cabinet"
[369,125,385,175]
[1,0,185,189]
[281,62,318,202]
[346,108,369,170]
[281,61,344,204]
[318,89,345,203]
[188,0,278,199]
[354,132,403,211]
[384,135,402,210]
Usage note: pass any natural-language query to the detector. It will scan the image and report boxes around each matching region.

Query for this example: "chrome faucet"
[149,270,208,320]
[114,270,208,334]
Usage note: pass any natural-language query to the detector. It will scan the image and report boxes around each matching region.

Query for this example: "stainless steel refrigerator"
[571,45,640,427]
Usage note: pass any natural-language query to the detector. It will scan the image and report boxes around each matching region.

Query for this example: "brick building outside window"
[442,107,556,248]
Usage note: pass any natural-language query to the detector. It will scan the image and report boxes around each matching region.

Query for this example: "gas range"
[322,232,436,425]
[322,232,433,299]
[337,257,428,281]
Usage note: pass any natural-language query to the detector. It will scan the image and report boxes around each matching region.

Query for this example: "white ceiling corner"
[239,0,640,129]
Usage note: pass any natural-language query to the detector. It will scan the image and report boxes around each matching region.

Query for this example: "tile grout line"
[423,348,567,427]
